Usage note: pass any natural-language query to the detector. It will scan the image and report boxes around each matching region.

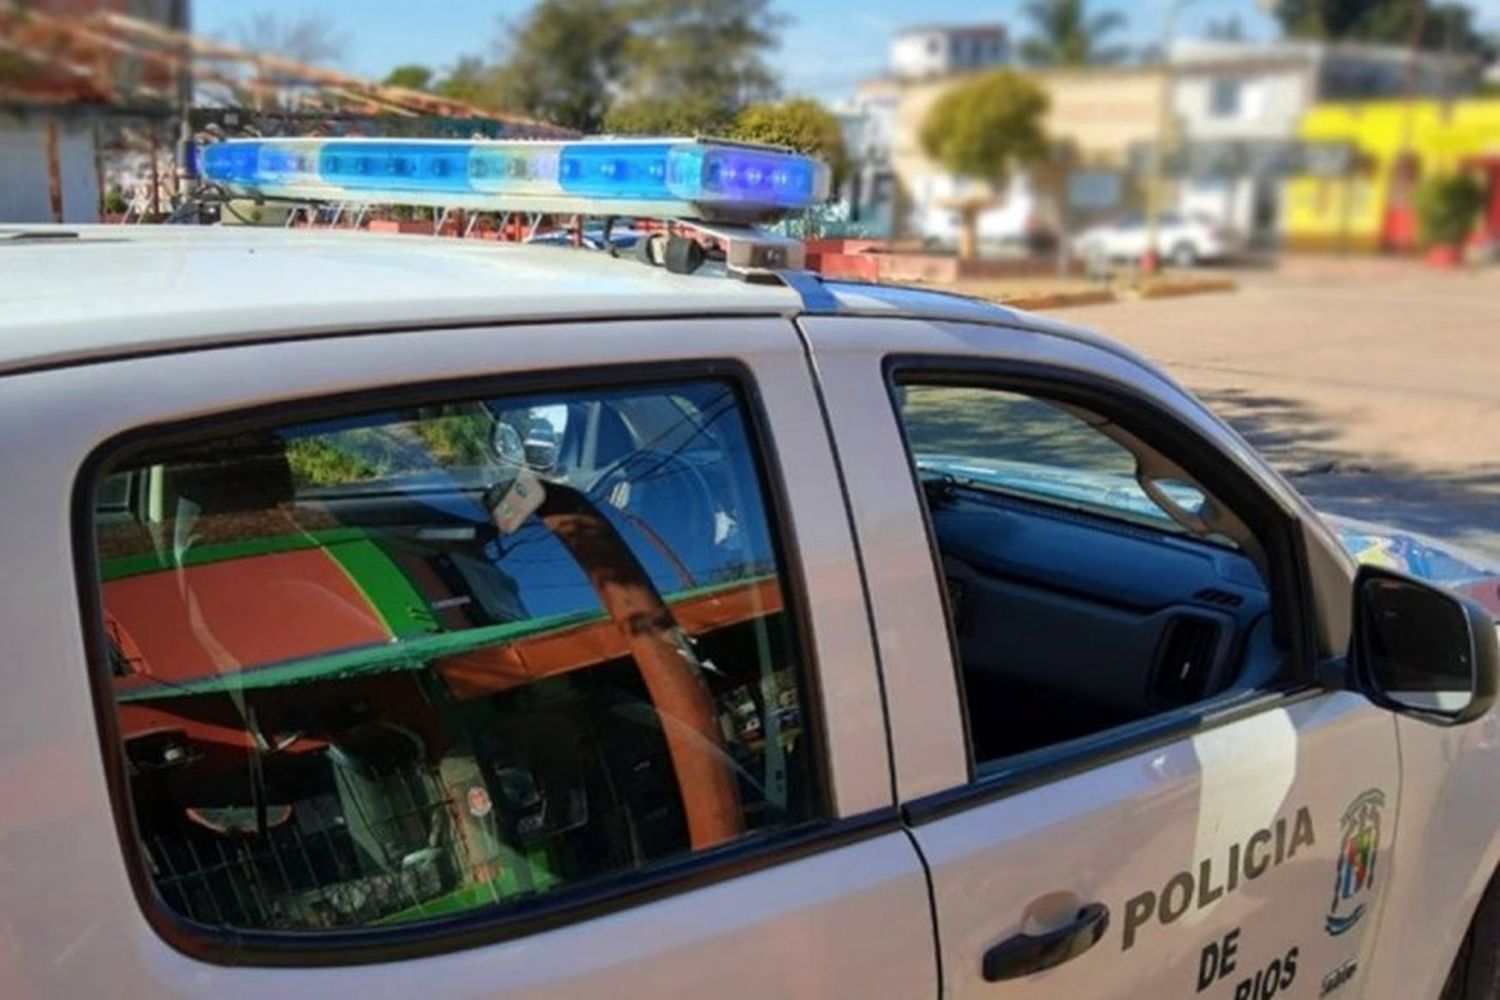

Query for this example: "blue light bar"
[199,137,830,221]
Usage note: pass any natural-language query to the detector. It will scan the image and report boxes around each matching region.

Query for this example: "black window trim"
[71,356,893,968]
[881,353,1323,819]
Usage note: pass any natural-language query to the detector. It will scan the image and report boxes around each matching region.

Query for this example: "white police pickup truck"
[0,138,1496,1000]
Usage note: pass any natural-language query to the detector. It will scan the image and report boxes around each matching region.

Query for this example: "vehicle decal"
[1234,946,1298,1000]
[1122,806,1315,950]
[1197,929,1300,998]
[1197,928,1242,991]
[1326,789,1384,936]
[1319,959,1358,996]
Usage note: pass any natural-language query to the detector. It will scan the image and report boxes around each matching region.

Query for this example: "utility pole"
[1143,0,1189,273]
[172,0,195,205]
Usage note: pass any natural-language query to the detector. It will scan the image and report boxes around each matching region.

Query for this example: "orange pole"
[44,120,64,223]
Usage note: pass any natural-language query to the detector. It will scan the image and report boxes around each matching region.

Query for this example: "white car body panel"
[906,696,1397,999]
[0,227,1492,998]
[0,314,932,996]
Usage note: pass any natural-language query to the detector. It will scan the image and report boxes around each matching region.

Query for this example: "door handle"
[982,902,1110,982]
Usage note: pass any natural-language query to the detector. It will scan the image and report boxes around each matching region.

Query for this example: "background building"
[891,67,1164,248]
[890,24,1010,81]
[1286,98,1500,253]
[1169,39,1481,248]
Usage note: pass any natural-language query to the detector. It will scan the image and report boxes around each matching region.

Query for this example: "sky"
[194,0,1500,101]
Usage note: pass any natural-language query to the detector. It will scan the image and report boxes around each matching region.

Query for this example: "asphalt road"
[1052,258,1500,565]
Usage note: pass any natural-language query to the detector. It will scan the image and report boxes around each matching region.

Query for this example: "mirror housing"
[1347,564,1499,726]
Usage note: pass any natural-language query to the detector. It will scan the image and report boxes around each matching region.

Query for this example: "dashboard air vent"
[1154,615,1221,703]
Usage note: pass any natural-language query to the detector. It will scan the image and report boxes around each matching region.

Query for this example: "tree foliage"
[382,64,434,91]
[617,0,782,111]
[920,70,1049,185]
[435,56,505,109]
[1417,173,1486,245]
[731,98,849,187]
[1274,0,1491,55]
[603,95,732,135]
[1019,0,1129,68]
[491,0,630,132]
[920,71,1049,259]
[429,0,783,133]
[233,13,345,67]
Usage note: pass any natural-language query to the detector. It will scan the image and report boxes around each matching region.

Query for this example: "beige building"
[882,66,1167,245]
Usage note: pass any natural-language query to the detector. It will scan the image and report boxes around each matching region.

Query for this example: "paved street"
[1052,258,1500,564]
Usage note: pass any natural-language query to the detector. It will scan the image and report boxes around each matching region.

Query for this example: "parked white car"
[0,224,1496,1000]
[1073,211,1240,267]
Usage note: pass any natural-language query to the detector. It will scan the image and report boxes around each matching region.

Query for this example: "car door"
[0,316,935,997]
[802,312,1402,1000]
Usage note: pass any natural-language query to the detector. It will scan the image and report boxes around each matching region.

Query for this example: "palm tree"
[1018,0,1129,68]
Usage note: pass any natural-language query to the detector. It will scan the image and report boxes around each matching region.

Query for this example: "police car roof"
[0,224,1130,377]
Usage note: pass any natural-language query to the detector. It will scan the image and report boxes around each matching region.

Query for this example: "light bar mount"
[672,219,805,277]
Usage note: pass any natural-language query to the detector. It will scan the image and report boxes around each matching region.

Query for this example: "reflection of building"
[891,24,1010,80]
[1168,39,1480,248]
[1284,99,1500,253]
[0,0,185,223]
[891,67,1165,247]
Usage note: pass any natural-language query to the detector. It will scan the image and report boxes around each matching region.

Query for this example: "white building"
[0,118,102,224]
[1168,39,1479,245]
[891,24,1009,81]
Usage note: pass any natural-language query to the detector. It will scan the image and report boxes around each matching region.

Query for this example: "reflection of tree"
[903,386,1133,473]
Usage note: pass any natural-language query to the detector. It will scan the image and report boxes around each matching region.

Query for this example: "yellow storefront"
[1285,99,1500,253]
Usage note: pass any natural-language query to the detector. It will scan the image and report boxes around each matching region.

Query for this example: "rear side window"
[88,377,820,938]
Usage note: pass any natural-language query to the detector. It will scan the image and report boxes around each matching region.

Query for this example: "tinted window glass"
[899,384,1207,531]
[92,379,819,934]
[894,379,1282,768]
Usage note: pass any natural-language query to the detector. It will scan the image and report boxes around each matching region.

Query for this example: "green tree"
[919,70,1050,260]
[1274,0,1490,55]
[1019,0,1129,68]
[603,95,733,135]
[382,64,434,91]
[1416,173,1485,246]
[436,55,505,109]
[731,98,849,189]
[490,0,631,132]
[619,0,783,111]
[442,0,784,133]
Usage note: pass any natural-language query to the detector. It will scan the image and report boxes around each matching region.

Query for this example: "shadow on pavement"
[1196,387,1500,566]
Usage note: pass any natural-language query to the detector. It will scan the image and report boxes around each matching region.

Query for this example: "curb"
[998,288,1117,310]
[981,277,1236,311]
[1133,277,1239,300]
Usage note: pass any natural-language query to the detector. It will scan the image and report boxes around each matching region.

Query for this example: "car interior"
[898,382,1289,766]
[93,382,815,932]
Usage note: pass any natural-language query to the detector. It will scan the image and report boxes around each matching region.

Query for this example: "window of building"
[1209,78,1242,118]
[89,377,820,937]
[893,380,1289,768]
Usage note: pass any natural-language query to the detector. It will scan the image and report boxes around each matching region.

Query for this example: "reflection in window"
[93,379,819,934]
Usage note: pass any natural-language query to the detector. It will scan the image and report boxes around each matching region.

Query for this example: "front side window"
[90,378,820,936]
[894,378,1288,768]
[899,385,1210,534]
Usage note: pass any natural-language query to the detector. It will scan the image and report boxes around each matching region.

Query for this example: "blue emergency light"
[199,137,830,221]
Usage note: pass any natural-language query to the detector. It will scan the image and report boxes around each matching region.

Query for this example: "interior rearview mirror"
[1350,565,1499,725]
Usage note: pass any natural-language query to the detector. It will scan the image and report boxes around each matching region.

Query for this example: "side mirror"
[1349,565,1499,725]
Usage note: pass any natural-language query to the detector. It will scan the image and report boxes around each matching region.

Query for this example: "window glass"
[900,384,1203,532]
[1209,78,1242,117]
[91,378,819,934]
[894,379,1283,768]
